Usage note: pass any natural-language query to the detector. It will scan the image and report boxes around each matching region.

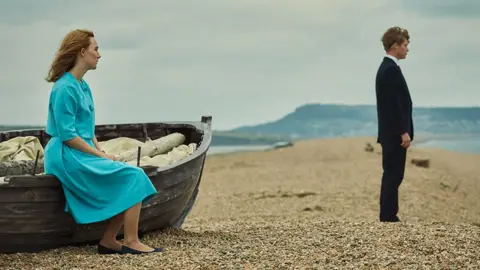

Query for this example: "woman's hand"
[101,152,117,161]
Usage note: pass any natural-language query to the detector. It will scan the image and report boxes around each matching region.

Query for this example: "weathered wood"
[364,142,374,152]
[4,165,160,188]
[411,158,430,168]
[5,175,60,188]
[0,216,77,233]
[32,150,40,175]
[0,159,45,177]
[0,116,212,254]
[0,170,198,247]
[0,187,66,203]
[137,146,141,166]
[0,202,69,219]
[0,187,195,233]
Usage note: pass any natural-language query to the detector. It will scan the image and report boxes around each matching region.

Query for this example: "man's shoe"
[380,216,401,222]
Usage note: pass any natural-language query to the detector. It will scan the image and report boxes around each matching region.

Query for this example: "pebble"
[1,138,479,269]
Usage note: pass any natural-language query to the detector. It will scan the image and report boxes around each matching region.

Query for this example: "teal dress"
[44,72,157,224]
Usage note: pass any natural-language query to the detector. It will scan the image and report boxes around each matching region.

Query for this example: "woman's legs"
[99,203,155,252]
[122,202,155,252]
[99,213,124,251]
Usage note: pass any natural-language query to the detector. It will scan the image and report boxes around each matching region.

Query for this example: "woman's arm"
[53,85,108,158]
[92,136,103,152]
[65,137,106,157]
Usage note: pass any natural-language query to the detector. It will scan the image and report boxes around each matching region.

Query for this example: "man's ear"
[80,48,85,57]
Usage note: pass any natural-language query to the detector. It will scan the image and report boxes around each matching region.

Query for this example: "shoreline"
[210,134,480,157]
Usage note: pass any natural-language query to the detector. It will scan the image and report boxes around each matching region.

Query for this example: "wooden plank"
[146,176,196,207]
[0,216,76,233]
[0,197,188,253]
[146,129,168,140]
[153,155,203,188]
[117,123,143,130]
[0,172,196,233]
[95,130,119,141]
[4,165,159,188]
[0,232,75,253]
[0,176,194,220]
[1,186,194,250]
[0,185,201,252]
[0,131,19,141]
[0,173,196,234]
[140,188,192,221]
[136,205,185,233]
[94,124,117,131]
[172,148,207,228]
[0,201,67,219]
[4,175,61,188]
[0,187,65,203]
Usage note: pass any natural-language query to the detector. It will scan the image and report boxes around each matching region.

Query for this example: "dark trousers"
[379,142,407,221]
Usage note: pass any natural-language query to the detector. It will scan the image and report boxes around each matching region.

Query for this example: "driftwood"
[411,158,430,168]
[115,133,186,162]
[364,142,374,152]
[0,159,44,177]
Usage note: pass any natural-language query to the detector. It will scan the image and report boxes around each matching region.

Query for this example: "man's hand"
[401,132,411,148]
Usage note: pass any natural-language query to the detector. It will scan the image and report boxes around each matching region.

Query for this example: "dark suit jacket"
[375,57,414,145]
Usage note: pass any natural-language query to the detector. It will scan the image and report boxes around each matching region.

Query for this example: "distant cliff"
[229,103,480,140]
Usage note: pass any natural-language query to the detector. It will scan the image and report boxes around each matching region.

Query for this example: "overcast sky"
[1,0,479,130]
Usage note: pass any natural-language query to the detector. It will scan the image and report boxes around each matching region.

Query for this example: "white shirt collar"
[385,54,399,66]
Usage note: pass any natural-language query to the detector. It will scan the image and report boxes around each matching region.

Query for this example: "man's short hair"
[381,27,410,51]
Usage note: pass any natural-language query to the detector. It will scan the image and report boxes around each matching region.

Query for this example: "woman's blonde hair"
[45,29,94,83]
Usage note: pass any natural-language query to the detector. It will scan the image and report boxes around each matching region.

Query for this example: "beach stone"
[1,137,479,269]
[364,142,374,152]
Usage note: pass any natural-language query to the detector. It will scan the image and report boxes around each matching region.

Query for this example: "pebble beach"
[1,137,479,269]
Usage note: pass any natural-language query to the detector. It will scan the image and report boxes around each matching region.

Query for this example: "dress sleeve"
[53,85,79,141]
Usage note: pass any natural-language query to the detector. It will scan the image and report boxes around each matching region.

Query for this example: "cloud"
[398,0,480,18]
[0,0,479,129]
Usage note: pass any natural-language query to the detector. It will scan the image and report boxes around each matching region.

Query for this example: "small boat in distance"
[0,116,212,254]
[272,140,294,149]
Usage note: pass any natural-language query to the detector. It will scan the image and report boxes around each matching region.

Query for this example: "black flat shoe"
[380,216,401,222]
[98,244,121,254]
[120,245,164,255]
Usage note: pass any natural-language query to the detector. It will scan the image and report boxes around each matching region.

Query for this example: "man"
[375,26,414,222]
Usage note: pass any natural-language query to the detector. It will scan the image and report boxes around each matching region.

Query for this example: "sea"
[414,137,480,154]
[208,137,480,156]
[207,145,273,156]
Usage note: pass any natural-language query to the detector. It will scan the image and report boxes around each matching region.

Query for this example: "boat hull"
[0,116,211,253]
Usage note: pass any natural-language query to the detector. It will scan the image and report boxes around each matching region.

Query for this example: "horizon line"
[1,103,479,128]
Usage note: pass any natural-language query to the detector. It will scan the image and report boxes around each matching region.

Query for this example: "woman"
[44,29,162,255]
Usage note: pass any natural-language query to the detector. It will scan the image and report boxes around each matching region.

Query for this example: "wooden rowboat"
[0,116,212,254]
